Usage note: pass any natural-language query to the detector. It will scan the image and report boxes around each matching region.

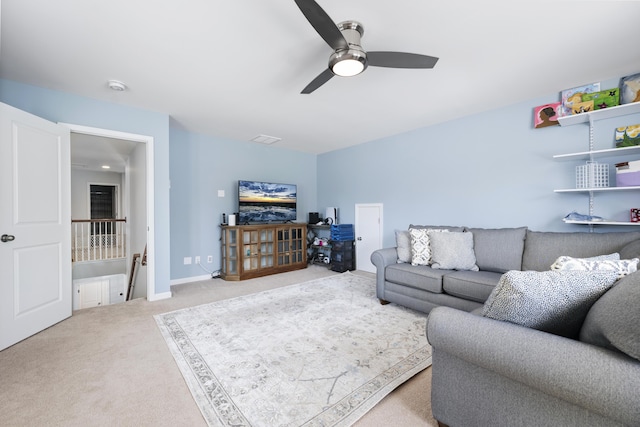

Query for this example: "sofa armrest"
[370,247,398,300]
[426,306,640,425]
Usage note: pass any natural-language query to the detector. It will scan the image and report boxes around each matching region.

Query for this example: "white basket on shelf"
[576,161,609,188]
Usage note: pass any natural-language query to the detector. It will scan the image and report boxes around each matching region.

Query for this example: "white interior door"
[0,102,72,351]
[355,203,383,273]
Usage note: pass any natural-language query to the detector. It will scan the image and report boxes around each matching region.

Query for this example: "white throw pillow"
[551,254,638,279]
[409,228,448,266]
[428,231,479,271]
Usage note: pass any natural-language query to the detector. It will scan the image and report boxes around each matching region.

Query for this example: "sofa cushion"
[409,228,448,266]
[395,230,412,263]
[385,263,445,293]
[443,270,502,303]
[521,230,640,271]
[429,231,479,271]
[550,255,638,279]
[620,238,640,260]
[482,270,619,338]
[580,271,640,361]
[467,227,527,273]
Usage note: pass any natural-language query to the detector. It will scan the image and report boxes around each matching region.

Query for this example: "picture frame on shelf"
[561,82,600,116]
[620,73,640,104]
[582,88,619,109]
[571,100,594,115]
[615,124,640,148]
[533,102,561,128]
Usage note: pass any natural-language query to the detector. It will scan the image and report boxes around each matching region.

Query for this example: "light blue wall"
[0,79,172,295]
[318,77,640,247]
[169,127,317,279]
[5,76,639,285]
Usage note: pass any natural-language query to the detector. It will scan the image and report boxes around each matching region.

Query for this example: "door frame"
[61,123,156,300]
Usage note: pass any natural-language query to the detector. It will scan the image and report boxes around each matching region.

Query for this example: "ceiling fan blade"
[367,51,439,69]
[294,0,348,51]
[301,68,335,94]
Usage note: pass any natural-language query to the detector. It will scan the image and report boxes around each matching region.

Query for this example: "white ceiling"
[70,134,137,173]
[2,1,640,156]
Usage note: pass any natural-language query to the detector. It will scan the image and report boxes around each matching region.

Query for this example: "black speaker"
[309,212,320,224]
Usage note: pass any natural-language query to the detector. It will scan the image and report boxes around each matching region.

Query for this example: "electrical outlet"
[184,257,192,265]
[195,256,201,264]
[218,190,225,197]
[207,255,213,263]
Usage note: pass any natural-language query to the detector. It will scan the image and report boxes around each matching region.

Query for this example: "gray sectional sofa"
[426,277,640,426]
[371,226,640,426]
[370,225,640,314]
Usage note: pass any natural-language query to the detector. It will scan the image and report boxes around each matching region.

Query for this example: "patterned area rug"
[154,272,431,427]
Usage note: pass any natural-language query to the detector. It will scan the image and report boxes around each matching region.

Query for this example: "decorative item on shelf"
[630,209,640,223]
[533,102,561,128]
[313,237,329,246]
[308,212,320,224]
[615,124,640,148]
[615,160,640,187]
[620,73,640,104]
[571,100,594,115]
[561,82,600,116]
[325,207,337,225]
[581,88,620,110]
[576,161,609,188]
[563,211,605,223]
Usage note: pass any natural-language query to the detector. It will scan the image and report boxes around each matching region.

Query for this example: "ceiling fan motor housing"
[329,21,367,76]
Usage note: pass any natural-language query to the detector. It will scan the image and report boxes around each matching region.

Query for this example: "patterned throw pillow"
[482,270,619,338]
[550,254,638,279]
[409,228,448,266]
[395,230,411,263]
[428,231,479,271]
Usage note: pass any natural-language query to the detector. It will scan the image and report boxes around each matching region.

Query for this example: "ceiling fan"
[294,0,439,94]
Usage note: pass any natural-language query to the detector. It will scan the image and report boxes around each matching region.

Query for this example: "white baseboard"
[148,291,172,302]
[170,274,213,286]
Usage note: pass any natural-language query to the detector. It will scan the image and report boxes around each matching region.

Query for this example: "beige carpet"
[0,266,437,426]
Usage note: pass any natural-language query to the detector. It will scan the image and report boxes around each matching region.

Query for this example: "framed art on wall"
[533,102,561,128]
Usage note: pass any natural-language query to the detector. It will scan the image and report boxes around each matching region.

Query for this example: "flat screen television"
[238,180,297,223]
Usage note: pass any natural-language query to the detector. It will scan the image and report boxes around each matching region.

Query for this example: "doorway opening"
[64,123,155,305]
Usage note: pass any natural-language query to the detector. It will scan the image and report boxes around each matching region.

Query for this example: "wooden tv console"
[220,223,307,280]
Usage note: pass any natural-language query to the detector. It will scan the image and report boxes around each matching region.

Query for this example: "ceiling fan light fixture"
[330,50,367,77]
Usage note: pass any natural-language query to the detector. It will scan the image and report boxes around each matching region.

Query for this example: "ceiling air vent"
[250,134,281,145]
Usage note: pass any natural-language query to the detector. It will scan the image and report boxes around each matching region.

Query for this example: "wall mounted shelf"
[553,145,640,161]
[563,219,640,226]
[554,186,640,193]
[554,101,640,229]
[557,102,640,126]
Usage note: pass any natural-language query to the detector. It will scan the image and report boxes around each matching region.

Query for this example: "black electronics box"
[309,212,320,224]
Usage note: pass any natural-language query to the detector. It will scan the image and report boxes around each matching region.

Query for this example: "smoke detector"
[107,80,127,91]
